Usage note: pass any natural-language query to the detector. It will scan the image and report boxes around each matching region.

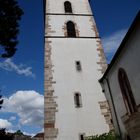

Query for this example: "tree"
[14,130,23,136]
[0,128,14,140]
[0,0,23,58]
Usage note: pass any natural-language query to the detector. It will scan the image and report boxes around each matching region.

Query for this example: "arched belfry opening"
[64,1,72,13]
[118,68,137,114]
[66,21,76,37]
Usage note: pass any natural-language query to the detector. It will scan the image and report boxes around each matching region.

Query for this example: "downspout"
[104,78,122,140]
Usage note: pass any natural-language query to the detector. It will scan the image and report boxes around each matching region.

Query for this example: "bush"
[85,131,117,140]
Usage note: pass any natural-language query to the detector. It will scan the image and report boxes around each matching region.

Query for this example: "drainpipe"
[104,78,122,140]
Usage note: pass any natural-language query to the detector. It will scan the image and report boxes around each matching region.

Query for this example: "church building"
[44,0,111,140]
[99,11,140,140]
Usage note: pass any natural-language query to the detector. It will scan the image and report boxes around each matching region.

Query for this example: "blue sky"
[0,0,139,136]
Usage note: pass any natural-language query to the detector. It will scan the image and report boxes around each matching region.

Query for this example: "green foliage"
[85,131,117,140]
[14,130,23,136]
[0,0,23,58]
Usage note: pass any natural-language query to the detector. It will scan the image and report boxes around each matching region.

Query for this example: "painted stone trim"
[96,39,107,74]
[44,39,58,140]
[89,16,107,74]
[99,101,114,131]
[45,15,56,36]
[45,0,50,13]
[85,0,92,14]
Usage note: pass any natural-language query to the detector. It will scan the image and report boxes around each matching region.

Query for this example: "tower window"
[79,134,85,140]
[118,68,137,114]
[66,21,76,37]
[74,93,82,108]
[64,1,72,13]
[75,61,82,71]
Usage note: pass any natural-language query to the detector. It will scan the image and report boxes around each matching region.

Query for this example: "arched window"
[118,68,137,114]
[66,21,76,37]
[74,92,82,108]
[64,1,72,13]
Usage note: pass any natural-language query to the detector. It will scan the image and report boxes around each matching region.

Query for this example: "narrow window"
[79,134,85,140]
[74,93,82,108]
[75,61,82,71]
[64,1,72,13]
[66,21,76,37]
[118,68,137,114]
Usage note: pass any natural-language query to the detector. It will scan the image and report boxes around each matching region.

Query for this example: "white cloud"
[9,116,16,121]
[23,131,35,137]
[102,29,127,62]
[0,59,35,78]
[0,119,12,129]
[2,90,44,127]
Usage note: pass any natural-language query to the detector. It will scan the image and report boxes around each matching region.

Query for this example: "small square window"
[75,61,82,71]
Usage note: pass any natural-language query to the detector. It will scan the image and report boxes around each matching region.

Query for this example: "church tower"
[44,0,110,140]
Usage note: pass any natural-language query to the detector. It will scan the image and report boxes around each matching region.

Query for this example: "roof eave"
[99,10,140,83]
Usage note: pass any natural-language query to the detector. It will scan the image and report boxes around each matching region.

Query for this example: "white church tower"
[44,0,111,140]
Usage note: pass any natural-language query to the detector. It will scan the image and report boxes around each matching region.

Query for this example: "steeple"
[44,1,109,140]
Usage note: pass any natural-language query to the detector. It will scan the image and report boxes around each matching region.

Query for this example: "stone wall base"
[122,112,140,140]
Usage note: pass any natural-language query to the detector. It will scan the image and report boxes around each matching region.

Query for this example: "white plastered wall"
[45,0,109,139]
